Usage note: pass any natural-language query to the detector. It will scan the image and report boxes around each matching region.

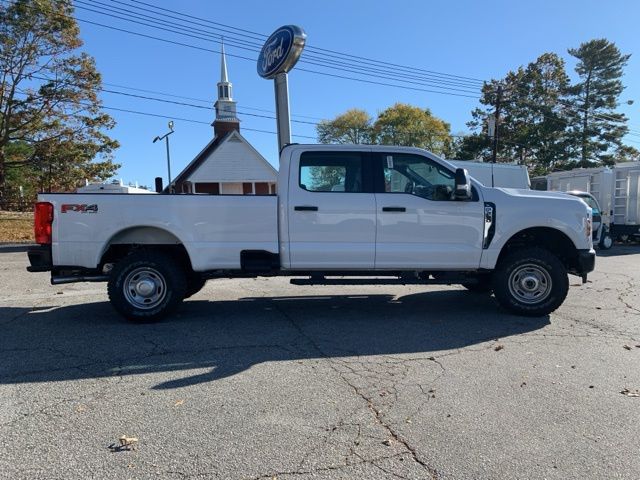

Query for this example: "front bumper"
[575,248,596,281]
[27,245,52,272]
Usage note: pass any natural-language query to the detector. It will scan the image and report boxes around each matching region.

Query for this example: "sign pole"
[257,25,306,155]
[274,73,291,151]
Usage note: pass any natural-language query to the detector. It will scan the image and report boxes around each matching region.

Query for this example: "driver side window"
[383,154,456,201]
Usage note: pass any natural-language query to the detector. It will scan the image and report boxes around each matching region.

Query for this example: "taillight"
[34,202,54,245]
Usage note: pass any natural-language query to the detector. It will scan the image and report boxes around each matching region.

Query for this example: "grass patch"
[0,211,33,242]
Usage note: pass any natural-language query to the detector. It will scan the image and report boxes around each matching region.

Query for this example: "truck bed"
[40,193,279,271]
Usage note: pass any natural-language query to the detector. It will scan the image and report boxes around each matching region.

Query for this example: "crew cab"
[27,144,595,321]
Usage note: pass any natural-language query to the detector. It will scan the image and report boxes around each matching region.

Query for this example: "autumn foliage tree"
[316,108,373,144]
[0,0,119,207]
[317,103,454,157]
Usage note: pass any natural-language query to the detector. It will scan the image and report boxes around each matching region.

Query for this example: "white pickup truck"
[27,144,595,321]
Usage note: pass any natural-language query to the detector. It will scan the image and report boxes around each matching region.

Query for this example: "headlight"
[585,216,592,238]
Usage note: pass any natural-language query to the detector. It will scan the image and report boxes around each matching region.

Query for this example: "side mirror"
[454,168,471,200]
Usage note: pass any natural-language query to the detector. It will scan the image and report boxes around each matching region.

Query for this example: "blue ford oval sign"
[258,25,306,79]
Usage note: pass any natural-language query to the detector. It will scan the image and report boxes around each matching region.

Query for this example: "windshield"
[577,195,600,214]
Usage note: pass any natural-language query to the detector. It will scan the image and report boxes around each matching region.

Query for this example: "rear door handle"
[294,206,318,211]
[382,207,406,212]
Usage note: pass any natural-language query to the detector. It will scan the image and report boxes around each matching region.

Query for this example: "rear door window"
[299,152,369,192]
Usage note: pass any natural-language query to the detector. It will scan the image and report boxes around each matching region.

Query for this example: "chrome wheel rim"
[123,267,167,310]
[508,264,552,305]
[602,235,613,249]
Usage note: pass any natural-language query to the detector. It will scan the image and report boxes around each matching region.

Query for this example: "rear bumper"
[26,245,52,272]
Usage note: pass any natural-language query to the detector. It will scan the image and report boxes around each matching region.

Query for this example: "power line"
[71,1,482,95]
[18,72,319,127]
[3,0,637,150]
[68,1,640,134]
[122,0,486,87]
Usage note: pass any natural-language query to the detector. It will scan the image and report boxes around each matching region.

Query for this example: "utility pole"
[153,121,174,193]
[491,85,503,164]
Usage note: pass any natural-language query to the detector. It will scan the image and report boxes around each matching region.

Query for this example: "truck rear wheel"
[107,250,186,322]
[493,247,568,317]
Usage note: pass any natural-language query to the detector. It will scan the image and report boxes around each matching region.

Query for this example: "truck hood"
[480,186,591,215]
[492,188,574,201]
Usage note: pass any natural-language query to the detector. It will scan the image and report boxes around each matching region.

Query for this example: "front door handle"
[382,207,406,212]
[294,206,318,211]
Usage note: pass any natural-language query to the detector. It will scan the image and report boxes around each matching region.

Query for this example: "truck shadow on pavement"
[0,290,549,389]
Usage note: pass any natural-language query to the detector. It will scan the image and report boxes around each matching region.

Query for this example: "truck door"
[287,150,376,269]
[374,152,484,269]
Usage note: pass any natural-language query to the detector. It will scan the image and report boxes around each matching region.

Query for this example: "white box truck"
[27,144,595,321]
[448,161,530,189]
[546,162,640,241]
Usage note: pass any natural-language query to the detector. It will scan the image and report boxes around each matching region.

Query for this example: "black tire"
[184,275,206,299]
[492,247,568,317]
[462,274,493,293]
[107,250,186,322]
[599,232,613,250]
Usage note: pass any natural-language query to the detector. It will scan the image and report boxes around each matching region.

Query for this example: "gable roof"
[167,131,277,192]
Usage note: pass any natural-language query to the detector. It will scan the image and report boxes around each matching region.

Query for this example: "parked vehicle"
[448,161,530,189]
[546,162,640,242]
[565,191,613,249]
[27,145,595,321]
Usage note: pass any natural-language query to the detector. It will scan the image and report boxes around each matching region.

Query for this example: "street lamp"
[153,121,175,192]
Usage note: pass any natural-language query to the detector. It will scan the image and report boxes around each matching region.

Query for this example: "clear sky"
[72,0,640,188]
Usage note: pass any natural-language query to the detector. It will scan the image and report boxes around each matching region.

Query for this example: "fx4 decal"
[61,204,98,213]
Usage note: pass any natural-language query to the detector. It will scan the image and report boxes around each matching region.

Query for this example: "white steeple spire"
[220,41,229,84]
[217,40,233,101]
[213,39,239,136]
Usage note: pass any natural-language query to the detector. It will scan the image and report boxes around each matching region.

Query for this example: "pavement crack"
[270,301,440,480]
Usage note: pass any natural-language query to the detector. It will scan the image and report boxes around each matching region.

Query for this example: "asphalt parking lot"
[1,247,639,479]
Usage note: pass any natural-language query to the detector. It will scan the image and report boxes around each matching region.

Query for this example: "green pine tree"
[566,39,631,166]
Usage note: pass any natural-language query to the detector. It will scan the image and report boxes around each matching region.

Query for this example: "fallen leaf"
[174,399,185,407]
[494,345,504,351]
[620,388,640,397]
[623,345,632,350]
[118,435,139,450]
[75,404,86,413]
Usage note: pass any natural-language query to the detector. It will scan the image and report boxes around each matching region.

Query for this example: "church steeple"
[218,41,231,99]
[213,41,239,137]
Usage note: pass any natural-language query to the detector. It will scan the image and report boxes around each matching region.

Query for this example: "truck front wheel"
[107,250,186,322]
[492,247,568,317]
[599,232,613,250]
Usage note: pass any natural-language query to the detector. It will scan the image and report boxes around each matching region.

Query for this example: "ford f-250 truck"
[27,144,595,321]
